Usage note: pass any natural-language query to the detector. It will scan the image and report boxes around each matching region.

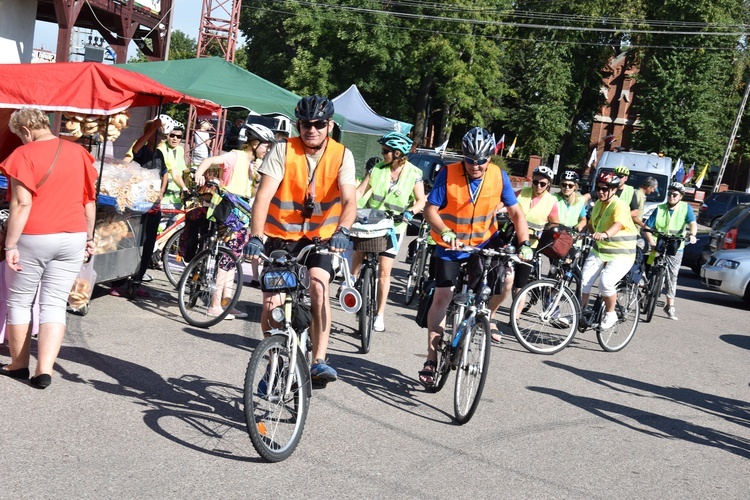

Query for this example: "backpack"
[415,279,436,328]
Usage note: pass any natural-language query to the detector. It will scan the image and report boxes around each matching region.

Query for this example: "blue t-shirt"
[428,168,518,260]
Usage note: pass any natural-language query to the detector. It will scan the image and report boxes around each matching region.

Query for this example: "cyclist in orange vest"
[248,96,357,384]
[418,127,532,388]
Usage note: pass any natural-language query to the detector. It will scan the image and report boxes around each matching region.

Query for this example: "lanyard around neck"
[465,171,486,204]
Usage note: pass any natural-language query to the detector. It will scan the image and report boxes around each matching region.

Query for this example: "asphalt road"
[1,243,748,499]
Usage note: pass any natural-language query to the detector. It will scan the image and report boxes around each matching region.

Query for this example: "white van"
[593,150,672,219]
[238,112,293,143]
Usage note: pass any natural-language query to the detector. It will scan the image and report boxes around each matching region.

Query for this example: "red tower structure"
[186,0,243,158]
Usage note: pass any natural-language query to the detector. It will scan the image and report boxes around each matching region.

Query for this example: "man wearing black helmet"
[248,95,357,384]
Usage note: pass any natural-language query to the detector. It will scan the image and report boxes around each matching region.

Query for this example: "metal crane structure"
[186,0,243,159]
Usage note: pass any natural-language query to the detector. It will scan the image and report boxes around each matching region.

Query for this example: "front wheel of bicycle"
[453,315,491,424]
[162,227,186,288]
[597,282,640,352]
[243,334,310,462]
[511,279,579,355]
[644,267,664,323]
[404,244,425,305]
[177,246,243,328]
[358,266,374,354]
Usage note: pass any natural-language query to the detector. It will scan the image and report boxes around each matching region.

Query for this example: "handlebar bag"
[538,227,574,260]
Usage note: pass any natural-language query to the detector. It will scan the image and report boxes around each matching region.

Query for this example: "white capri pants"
[580,252,634,297]
[6,232,86,326]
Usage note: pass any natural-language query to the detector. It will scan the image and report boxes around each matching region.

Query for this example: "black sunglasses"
[168,133,183,139]
[595,185,612,192]
[381,149,393,155]
[560,183,576,189]
[668,192,681,197]
[464,157,488,165]
[532,180,549,187]
[300,120,329,130]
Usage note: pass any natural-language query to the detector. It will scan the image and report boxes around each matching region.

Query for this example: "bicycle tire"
[177,247,243,328]
[404,243,424,305]
[453,315,491,424]
[511,279,579,355]
[644,267,664,323]
[428,304,458,393]
[243,334,310,462]
[597,282,639,352]
[162,227,187,288]
[358,266,374,354]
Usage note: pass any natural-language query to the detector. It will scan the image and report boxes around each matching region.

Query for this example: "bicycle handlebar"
[452,243,532,266]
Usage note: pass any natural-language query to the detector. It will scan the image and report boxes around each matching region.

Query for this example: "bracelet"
[3,246,17,251]
[87,238,94,242]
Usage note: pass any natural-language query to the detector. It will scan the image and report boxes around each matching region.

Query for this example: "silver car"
[701,248,750,303]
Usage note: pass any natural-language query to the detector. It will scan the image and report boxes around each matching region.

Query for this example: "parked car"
[681,231,710,276]
[700,248,750,303]
[701,203,750,269]
[697,190,750,227]
[407,149,463,194]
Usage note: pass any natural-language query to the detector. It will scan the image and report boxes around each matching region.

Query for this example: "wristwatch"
[336,226,351,237]
[520,240,531,247]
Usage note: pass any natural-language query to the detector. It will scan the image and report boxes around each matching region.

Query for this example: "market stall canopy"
[331,84,412,135]
[118,57,305,117]
[0,62,219,115]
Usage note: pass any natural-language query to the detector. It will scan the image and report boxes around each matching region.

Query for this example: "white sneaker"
[373,315,385,332]
[600,311,618,329]
[663,305,678,320]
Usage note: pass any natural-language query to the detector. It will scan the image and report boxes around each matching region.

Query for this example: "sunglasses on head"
[169,133,183,139]
[560,183,576,189]
[300,120,329,130]
[595,185,611,192]
[464,157,488,165]
[532,180,549,187]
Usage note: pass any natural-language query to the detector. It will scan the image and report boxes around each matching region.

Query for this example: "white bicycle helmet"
[533,166,554,181]
[461,127,495,161]
[244,123,277,143]
[158,114,179,135]
[668,181,685,194]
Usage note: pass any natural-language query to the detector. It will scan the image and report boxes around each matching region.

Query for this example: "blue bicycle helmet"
[378,132,413,155]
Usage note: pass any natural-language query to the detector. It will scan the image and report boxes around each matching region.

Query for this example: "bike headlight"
[271,306,286,323]
[479,285,492,302]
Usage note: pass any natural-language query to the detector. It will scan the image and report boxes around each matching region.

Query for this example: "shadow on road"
[720,334,750,351]
[529,360,750,459]
[56,346,263,462]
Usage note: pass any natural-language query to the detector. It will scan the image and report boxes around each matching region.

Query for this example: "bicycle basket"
[208,191,252,232]
[351,208,393,253]
[538,226,574,260]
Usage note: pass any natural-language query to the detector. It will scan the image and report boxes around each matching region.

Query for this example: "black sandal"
[418,360,437,388]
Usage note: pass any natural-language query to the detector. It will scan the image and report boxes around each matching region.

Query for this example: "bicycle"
[639,228,689,323]
[429,244,525,424]
[403,218,434,305]
[510,237,640,354]
[176,186,247,328]
[243,240,356,462]
[349,208,395,354]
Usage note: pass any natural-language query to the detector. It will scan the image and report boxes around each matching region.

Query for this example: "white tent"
[332,84,413,177]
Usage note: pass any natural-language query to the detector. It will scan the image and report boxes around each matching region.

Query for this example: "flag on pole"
[694,163,709,189]
[587,147,597,168]
[493,134,505,155]
[506,136,517,157]
[671,158,682,179]
[675,162,686,183]
[434,139,449,154]
[683,162,696,184]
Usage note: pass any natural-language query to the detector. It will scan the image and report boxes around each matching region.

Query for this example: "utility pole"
[714,72,750,192]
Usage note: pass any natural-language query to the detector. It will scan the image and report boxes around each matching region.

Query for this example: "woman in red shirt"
[0,108,97,389]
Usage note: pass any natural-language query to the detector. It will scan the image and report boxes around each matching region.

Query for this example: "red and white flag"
[493,134,505,155]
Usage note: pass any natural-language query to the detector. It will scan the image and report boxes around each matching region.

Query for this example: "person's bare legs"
[4,323,32,370]
[376,255,395,317]
[308,267,332,361]
[420,287,452,384]
[259,291,284,333]
[35,322,65,376]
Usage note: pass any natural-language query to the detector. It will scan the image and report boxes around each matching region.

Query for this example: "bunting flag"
[683,162,696,184]
[675,162,686,183]
[506,136,517,157]
[587,147,597,168]
[493,134,506,155]
[671,158,682,179]
[694,163,710,189]
[434,139,449,154]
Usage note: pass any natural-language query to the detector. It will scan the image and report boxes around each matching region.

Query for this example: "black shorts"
[435,255,508,293]
[265,237,335,278]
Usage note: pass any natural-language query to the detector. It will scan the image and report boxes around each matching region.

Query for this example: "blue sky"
[33,1,212,59]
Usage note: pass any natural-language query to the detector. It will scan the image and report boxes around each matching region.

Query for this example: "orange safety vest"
[431,162,503,248]
[265,137,345,241]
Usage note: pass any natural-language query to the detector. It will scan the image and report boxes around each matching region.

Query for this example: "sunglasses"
[464,157,488,165]
[300,120,329,130]
[532,180,549,187]
[381,149,393,155]
[560,183,576,189]
[595,185,612,192]
[668,192,681,197]
[168,133,183,139]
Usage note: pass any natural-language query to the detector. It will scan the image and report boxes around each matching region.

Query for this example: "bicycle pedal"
[311,379,328,390]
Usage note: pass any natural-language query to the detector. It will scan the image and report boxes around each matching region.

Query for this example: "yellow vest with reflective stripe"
[654,201,689,251]
[360,161,422,234]
[554,193,586,228]
[517,187,556,233]
[618,184,635,206]
[590,196,638,261]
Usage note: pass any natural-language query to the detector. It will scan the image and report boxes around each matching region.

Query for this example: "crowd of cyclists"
[144,95,699,389]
